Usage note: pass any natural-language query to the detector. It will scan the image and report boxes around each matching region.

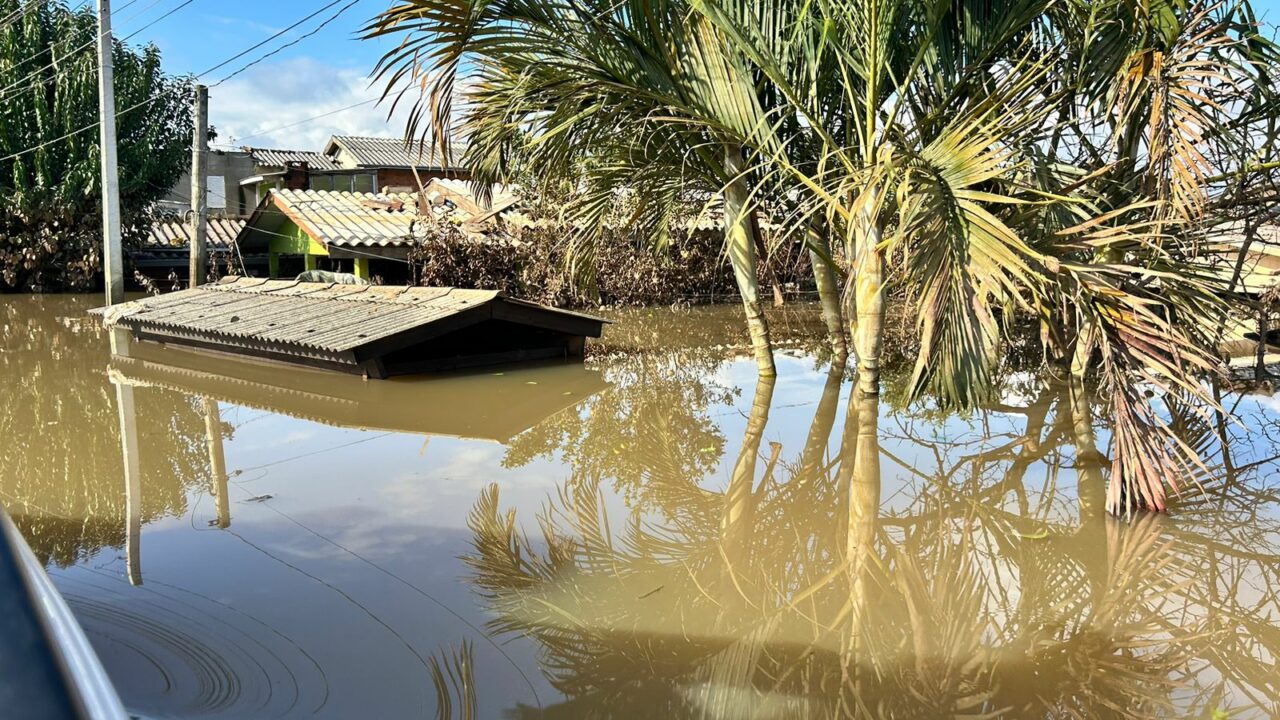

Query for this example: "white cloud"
[207,57,418,150]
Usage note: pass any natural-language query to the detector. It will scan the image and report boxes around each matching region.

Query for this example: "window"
[354,173,375,194]
[311,175,333,191]
[207,176,227,209]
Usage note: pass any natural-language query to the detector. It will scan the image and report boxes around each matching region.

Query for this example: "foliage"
[406,215,812,307]
[0,0,193,291]
[364,0,1280,514]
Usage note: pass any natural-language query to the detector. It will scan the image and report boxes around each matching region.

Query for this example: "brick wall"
[377,168,470,190]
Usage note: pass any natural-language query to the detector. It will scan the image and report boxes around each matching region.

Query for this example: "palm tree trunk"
[839,389,881,692]
[808,226,848,362]
[853,211,884,396]
[720,374,776,579]
[723,143,776,376]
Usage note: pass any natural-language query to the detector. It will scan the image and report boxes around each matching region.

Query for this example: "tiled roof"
[266,189,421,248]
[246,147,341,171]
[147,216,246,248]
[325,135,466,170]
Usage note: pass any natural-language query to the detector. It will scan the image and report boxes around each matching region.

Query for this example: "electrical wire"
[209,0,361,87]
[0,0,45,31]
[214,99,377,147]
[0,0,360,163]
[194,0,346,79]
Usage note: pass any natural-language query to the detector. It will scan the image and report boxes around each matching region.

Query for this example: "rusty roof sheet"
[146,216,246,248]
[325,135,465,170]
[247,147,341,171]
[270,189,420,248]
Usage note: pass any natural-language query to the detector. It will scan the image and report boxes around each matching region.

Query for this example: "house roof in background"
[323,135,466,170]
[147,216,246,248]
[250,189,421,248]
[245,147,342,172]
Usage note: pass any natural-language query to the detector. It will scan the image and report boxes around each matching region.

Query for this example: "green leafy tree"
[0,0,193,291]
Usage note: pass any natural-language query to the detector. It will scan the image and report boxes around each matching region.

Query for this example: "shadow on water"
[2,297,1280,717]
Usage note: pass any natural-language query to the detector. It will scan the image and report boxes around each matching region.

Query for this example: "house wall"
[376,167,470,191]
[158,149,256,217]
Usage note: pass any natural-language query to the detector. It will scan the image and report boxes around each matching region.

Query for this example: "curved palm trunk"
[808,227,848,362]
[797,359,848,483]
[724,144,776,376]
[720,374,776,584]
[853,212,885,396]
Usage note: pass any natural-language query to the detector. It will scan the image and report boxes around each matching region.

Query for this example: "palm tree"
[365,0,850,374]
[366,0,1280,513]
[689,0,1280,513]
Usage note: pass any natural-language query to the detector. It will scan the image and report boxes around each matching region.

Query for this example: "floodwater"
[3,294,1280,719]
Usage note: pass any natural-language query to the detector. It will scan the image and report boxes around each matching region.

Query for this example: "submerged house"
[137,134,470,285]
[133,216,265,283]
[103,277,607,378]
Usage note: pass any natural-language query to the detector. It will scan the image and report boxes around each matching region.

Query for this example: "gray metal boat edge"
[0,507,129,720]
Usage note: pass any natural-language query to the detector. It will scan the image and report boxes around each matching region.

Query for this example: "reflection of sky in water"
[57,414,566,717]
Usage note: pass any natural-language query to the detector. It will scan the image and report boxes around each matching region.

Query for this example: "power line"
[218,99,376,146]
[194,0,346,78]
[209,0,361,87]
[0,0,47,32]
[0,0,357,163]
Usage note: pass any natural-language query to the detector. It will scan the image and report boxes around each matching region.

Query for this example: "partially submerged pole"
[95,0,123,305]
[110,330,143,586]
[202,397,230,529]
[189,85,209,287]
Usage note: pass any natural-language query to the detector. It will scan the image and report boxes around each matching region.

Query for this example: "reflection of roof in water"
[109,342,609,443]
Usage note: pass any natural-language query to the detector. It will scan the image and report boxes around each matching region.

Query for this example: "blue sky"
[118,0,1280,151]
[117,0,416,149]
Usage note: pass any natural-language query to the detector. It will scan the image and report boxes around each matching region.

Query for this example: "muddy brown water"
[2,294,1279,719]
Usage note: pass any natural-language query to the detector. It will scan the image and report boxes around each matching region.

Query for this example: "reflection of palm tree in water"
[445,363,1280,719]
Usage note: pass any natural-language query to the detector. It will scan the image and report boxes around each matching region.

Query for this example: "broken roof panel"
[257,189,421,248]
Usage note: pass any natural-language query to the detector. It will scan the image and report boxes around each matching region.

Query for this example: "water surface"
[2,294,1279,718]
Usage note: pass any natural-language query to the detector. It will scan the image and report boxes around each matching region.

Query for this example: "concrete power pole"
[96,0,124,305]
[189,84,208,287]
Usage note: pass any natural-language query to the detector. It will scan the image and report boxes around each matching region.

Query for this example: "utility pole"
[189,84,208,287]
[96,0,123,305]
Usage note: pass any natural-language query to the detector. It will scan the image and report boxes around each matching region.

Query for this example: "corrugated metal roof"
[146,216,246,248]
[326,135,466,170]
[106,278,499,353]
[246,148,341,171]
[268,189,420,248]
[102,277,607,376]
